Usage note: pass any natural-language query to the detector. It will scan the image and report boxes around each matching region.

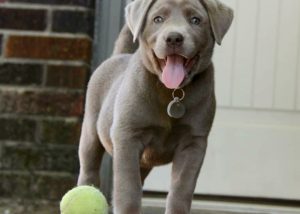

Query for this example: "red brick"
[0,90,84,116]
[5,36,92,61]
[40,119,82,145]
[0,118,36,141]
[1,143,79,173]
[0,172,31,199]
[0,8,46,31]
[46,65,89,89]
[0,63,43,86]
[0,200,59,213]
[52,10,93,36]
[33,172,77,200]
[0,171,76,200]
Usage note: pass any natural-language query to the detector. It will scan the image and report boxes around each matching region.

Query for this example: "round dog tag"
[167,97,186,119]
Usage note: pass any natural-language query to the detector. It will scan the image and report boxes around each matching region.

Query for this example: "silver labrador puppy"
[78,0,233,213]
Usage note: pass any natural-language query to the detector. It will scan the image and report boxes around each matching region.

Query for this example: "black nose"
[166,32,184,47]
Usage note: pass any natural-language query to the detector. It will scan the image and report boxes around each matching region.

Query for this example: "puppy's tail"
[112,24,138,55]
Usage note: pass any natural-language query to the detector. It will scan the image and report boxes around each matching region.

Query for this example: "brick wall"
[0,0,94,212]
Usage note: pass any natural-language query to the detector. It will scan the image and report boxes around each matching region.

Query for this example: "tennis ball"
[60,185,108,214]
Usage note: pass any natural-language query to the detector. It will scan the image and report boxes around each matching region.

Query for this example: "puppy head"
[126,0,233,89]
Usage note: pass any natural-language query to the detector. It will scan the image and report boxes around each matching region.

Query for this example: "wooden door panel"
[231,0,258,107]
[144,109,300,200]
[274,0,300,110]
[253,0,280,109]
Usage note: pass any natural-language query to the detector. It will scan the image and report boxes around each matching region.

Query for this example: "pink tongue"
[162,55,186,89]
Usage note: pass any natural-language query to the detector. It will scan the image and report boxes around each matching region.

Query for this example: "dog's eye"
[154,16,164,23]
[190,17,201,25]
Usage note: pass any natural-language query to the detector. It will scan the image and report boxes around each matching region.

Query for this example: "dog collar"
[167,88,186,119]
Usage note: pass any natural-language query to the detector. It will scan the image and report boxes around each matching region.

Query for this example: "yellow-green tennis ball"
[60,186,108,214]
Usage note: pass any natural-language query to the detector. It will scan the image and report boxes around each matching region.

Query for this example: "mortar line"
[0,35,3,58]
[0,2,91,11]
[0,58,89,66]
[46,8,53,33]
[42,64,47,87]
[34,118,43,144]
[0,85,83,93]
[0,30,92,39]
[0,114,80,122]
[1,34,8,59]
[0,169,76,176]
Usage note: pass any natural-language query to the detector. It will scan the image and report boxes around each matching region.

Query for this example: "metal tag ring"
[172,88,185,101]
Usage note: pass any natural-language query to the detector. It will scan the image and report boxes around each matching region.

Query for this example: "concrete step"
[143,207,246,214]
[142,198,300,214]
[1,198,300,214]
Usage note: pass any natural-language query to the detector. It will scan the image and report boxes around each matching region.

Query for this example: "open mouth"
[153,52,198,89]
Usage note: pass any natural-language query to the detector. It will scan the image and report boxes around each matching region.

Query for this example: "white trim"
[218,105,300,114]
[143,198,300,214]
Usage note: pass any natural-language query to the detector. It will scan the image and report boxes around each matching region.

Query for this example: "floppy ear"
[125,0,155,42]
[202,0,234,45]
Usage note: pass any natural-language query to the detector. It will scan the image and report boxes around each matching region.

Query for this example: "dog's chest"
[140,124,192,168]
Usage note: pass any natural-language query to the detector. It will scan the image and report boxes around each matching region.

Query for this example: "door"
[143,0,300,200]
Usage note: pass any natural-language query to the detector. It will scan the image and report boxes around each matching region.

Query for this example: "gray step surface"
[143,207,251,214]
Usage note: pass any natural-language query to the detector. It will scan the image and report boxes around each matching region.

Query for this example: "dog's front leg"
[166,137,208,214]
[113,136,144,214]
